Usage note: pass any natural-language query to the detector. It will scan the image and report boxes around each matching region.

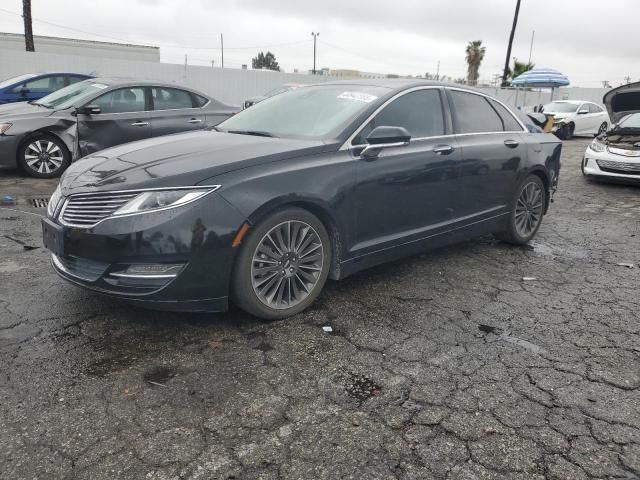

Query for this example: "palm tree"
[465,41,485,86]
[508,58,535,80]
[22,0,34,51]
[501,0,522,86]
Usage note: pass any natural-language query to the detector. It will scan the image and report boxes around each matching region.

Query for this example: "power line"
[0,7,310,51]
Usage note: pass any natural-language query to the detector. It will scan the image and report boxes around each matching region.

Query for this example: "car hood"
[603,81,640,124]
[0,101,54,120]
[61,130,328,196]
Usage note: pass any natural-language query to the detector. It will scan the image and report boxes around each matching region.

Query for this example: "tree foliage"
[465,40,485,86]
[506,58,535,80]
[252,51,280,71]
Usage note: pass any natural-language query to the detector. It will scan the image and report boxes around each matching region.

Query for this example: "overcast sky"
[0,0,638,87]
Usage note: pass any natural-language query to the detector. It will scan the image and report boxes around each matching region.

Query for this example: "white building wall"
[0,32,160,62]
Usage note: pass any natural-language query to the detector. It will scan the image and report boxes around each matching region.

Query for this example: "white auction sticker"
[337,91,377,103]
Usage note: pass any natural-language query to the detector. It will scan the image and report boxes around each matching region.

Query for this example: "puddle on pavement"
[143,365,177,385]
[86,354,140,377]
[478,324,546,355]
[345,374,382,402]
[525,240,588,260]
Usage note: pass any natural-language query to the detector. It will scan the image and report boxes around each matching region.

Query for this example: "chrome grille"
[596,159,640,175]
[60,191,138,227]
[52,254,110,282]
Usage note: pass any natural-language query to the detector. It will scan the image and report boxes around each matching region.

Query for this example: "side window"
[151,87,195,110]
[11,76,54,93]
[489,99,523,131]
[66,75,86,86]
[193,94,209,108]
[588,103,602,113]
[92,87,146,114]
[450,90,504,133]
[353,89,445,144]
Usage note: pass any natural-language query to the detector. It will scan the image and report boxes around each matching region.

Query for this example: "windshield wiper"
[226,129,277,138]
[29,101,52,109]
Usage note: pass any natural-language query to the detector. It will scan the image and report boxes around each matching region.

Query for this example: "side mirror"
[578,109,589,115]
[360,126,411,160]
[76,104,101,115]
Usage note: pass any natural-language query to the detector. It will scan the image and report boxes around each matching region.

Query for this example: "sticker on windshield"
[90,83,109,89]
[337,91,378,103]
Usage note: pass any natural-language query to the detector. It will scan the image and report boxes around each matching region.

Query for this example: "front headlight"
[590,138,606,153]
[0,123,12,134]
[112,187,217,216]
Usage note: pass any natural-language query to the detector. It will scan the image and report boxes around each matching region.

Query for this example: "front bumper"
[0,134,20,168]
[43,192,246,312]
[583,146,640,182]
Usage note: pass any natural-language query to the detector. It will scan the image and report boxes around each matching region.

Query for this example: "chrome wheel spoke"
[514,181,543,237]
[251,220,324,310]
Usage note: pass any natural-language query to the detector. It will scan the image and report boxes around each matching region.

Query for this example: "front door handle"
[131,121,150,127]
[188,118,203,124]
[433,144,454,155]
[504,139,519,148]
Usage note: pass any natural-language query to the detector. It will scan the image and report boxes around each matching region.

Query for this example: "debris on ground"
[322,326,333,333]
[522,276,537,281]
[2,195,16,205]
[3,235,39,251]
[616,262,635,268]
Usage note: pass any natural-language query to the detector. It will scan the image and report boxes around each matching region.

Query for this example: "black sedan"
[0,78,236,178]
[42,80,561,319]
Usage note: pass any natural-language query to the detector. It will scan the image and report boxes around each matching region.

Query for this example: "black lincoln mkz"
[42,80,561,320]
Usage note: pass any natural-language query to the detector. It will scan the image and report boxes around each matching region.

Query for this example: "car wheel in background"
[595,122,608,137]
[495,174,547,245]
[565,122,575,140]
[17,133,70,178]
[231,207,332,320]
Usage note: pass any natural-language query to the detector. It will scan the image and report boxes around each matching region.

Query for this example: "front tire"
[17,133,70,178]
[231,207,332,320]
[595,122,608,137]
[564,122,575,140]
[496,174,546,245]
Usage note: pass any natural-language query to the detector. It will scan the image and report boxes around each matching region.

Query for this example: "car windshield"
[543,102,578,113]
[218,85,390,140]
[0,73,36,89]
[617,113,640,130]
[35,80,110,109]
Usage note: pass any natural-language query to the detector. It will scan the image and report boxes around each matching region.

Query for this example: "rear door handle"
[504,139,519,148]
[188,118,203,124]
[131,121,150,126]
[433,144,454,155]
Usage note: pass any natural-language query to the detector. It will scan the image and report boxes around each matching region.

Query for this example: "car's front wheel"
[595,122,608,137]
[231,207,331,320]
[496,174,547,245]
[17,133,70,178]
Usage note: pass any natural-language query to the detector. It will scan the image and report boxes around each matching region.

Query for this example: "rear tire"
[17,133,70,178]
[495,174,546,245]
[231,207,331,320]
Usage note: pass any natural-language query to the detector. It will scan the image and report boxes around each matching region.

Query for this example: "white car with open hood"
[543,100,610,139]
[582,82,640,182]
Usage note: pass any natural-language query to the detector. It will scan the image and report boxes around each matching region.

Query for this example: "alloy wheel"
[514,181,544,238]
[24,140,64,174]
[251,220,324,310]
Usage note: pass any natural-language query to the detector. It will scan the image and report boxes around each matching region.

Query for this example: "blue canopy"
[511,68,570,87]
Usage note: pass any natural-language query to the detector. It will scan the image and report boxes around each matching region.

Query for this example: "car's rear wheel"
[596,122,608,137]
[496,174,546,245]
[17,133,70,178]
[231,207,331,320]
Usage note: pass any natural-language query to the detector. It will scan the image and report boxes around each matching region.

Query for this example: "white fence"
[0,49,610,108]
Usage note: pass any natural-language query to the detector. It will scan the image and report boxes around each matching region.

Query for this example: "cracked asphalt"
[1,138,639,480]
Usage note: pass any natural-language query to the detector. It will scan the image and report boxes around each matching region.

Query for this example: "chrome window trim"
[58,185,221,228]
[340,85,527,151]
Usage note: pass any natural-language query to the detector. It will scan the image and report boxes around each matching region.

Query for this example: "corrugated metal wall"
[0,48,610,108]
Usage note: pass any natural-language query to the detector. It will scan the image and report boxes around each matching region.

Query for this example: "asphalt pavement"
[1,138,639,479]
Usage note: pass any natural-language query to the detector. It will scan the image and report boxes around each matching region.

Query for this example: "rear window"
[450,90,503,134]
[489,99,523,131]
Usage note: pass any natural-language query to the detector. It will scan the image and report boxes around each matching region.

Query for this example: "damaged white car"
[583,82,640,182]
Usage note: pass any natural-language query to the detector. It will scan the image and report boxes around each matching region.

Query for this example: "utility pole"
[311,32,320,75]
[501,0,521,86]
[624,76,631,84]
[436,60,440,80]
[220,33,224,69]
[528,30,535,64]
[184,54,187,71]
[211,60,215,68]
[22,0,34,52]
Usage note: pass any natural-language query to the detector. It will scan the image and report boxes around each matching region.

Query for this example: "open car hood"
[603,81,640,124]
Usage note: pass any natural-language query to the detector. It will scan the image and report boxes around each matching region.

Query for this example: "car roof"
[88,77,211,98]
[305,78,498,97]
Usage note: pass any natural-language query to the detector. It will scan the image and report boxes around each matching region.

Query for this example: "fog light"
[111,263,184,279]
